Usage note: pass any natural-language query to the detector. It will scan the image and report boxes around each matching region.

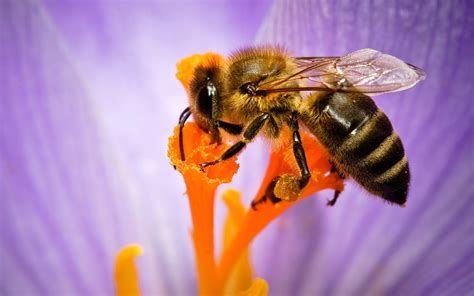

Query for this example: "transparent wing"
[258,48,426,95]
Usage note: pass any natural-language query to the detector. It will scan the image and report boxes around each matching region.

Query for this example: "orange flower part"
[239,278,269,296]
[217,129,344,291]
[114,244,143,296]
[168,122,239,183]
[221,189,254,295]
[168,122,239,296]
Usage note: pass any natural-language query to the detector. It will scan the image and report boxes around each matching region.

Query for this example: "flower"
[1,0,472,295]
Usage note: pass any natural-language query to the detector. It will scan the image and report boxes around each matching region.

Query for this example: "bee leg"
[327,162,345,206]
[217,121,243,135]
[251,114,314,209]
[290,114,311,189]
[178,106,192,161]
[251,178,281,210]
[269,115,311,201]
[327,190,341,206]
[200,113,270,169]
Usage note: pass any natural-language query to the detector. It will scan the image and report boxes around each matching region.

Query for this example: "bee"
[178,46,425,208]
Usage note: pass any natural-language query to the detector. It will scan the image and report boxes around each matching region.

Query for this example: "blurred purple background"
[1,0,473,295]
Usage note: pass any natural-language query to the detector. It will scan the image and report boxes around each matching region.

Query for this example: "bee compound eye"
[196,81,216,118]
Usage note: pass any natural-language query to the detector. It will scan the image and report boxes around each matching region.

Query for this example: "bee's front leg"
[178,106,192,161]
[199,113,270,170]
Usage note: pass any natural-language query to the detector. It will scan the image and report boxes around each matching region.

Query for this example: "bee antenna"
[178,106,192,161]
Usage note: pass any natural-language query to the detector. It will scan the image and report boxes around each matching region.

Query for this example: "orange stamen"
[239,278,269,296]
[168,123,239,295]
[221,189,254,295]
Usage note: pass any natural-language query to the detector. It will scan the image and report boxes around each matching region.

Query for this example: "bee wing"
[258,48,426,95]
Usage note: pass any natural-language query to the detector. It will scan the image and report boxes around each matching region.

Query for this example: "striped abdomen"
[301,92,409,205]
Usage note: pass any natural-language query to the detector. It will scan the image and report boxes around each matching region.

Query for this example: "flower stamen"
[168,122,239,295]
[221,189,254,295]
[114,244,143,296]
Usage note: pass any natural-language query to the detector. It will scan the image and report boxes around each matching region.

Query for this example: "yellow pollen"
[274,174,301,201]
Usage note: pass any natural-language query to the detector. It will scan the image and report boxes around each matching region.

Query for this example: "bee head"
[176,53,225,161]
[188,61,223,135]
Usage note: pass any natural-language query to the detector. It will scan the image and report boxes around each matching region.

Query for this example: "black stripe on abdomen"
[337,110,410,205]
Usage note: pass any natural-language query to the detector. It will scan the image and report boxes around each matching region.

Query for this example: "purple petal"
[1,0,272,294]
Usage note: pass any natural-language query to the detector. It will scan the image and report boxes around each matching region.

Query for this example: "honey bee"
[178,46,425,208]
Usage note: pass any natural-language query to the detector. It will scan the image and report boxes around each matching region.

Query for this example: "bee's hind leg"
[289,113,311,189]
[263,114,311,202]
[251,178,282,210]
[251,113,311,209]
[327,161,345,207]
[327,190,342,206]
